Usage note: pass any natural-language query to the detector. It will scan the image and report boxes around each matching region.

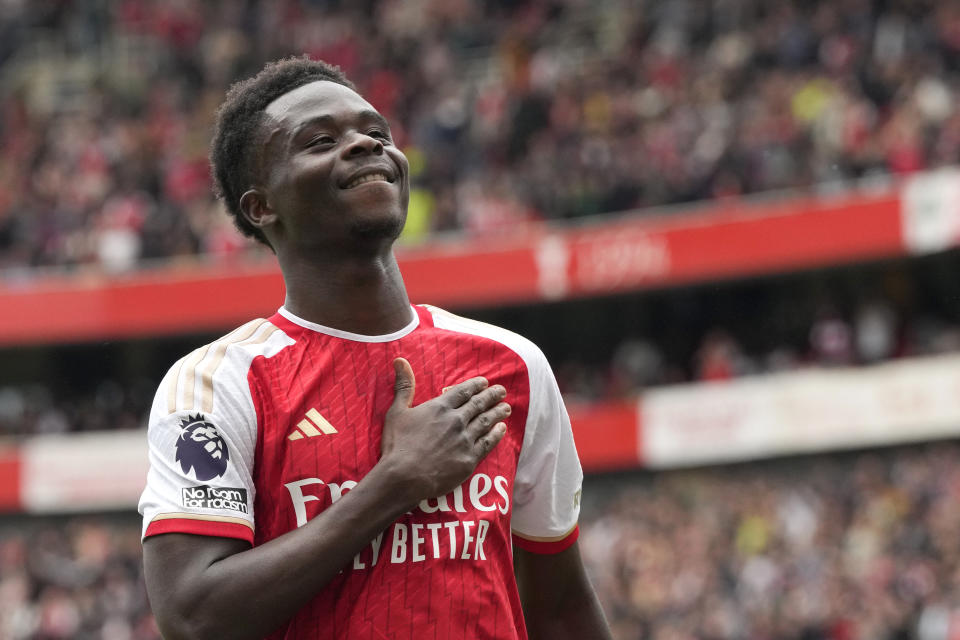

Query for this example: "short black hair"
[210,56,355,246]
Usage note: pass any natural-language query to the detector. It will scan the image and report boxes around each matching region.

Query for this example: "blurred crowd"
[1,0,960,270]
[580,441,960,640]
[2,442,959,639]
[0,517,156,639]
[0,376,153,437]
[559,296,960,401]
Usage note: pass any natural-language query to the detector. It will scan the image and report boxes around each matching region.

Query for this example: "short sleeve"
[138,321,275,544]
[511,349,583,554]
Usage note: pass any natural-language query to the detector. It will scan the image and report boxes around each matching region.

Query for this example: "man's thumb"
[392,357,416,409]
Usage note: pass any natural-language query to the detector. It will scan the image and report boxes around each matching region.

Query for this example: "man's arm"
[143,358,511,640]
[515,540,612,640]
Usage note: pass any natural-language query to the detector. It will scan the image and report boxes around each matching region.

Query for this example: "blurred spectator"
[610,337,666,393]
[854,300,897,363]
[694,329,752,381]
[809,305,855,366]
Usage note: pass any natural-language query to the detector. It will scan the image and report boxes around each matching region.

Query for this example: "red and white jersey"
[139,305,583,640]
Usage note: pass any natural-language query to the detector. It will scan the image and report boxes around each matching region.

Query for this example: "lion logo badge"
[175,414,230,481]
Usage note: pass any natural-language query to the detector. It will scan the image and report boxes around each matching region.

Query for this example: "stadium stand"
[0,516,156,639]
[1,0,960,269]
[581,441,960,639]
[2,1,960,639]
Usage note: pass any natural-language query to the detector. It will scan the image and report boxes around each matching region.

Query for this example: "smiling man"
[139,57,611,640]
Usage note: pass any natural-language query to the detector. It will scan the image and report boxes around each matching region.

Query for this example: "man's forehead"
[264,80,377,127]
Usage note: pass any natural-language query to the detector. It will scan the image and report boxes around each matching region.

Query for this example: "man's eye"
[368,129,390,140]
[307,135,335,148]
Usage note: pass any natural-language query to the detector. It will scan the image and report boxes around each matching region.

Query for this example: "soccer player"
[139,57,611,640]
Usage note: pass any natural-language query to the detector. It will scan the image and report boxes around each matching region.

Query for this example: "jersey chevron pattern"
[139,305,583,640]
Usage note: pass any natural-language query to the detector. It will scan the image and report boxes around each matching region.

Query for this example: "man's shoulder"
[418,304,550,372]
[168,317,295,378]
[157,317,296,417]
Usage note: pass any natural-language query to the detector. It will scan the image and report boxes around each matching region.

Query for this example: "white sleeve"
[511,348,583,550]
[138,319,279,543]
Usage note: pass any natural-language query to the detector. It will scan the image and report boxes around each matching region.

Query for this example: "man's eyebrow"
[292,111,391,137]
[358,110,391,131]
[292,114,337,137]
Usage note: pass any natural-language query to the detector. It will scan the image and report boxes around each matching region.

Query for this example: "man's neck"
[278,249,412,336]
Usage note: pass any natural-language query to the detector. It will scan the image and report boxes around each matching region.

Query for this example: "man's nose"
[343,132,383,157]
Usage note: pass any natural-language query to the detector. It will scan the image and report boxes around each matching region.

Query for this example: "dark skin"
[143,81,611,640]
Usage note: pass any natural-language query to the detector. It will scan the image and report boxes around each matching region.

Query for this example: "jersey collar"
[276,306,420,343]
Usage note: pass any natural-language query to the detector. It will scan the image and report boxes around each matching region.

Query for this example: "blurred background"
[1,0,960,638]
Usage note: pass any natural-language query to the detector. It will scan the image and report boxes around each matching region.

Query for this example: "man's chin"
[347,214,405,243]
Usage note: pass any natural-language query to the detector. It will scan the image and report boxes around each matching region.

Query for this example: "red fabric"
[144,517,254,544]
[512,525,579,555]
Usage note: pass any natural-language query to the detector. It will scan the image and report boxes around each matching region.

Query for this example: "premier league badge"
[175,414,230,481]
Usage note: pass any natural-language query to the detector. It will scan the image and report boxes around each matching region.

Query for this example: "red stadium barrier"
[0,446,20,511]
[567,400,642,472]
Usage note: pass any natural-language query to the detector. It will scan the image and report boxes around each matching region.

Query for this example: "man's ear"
[239,189,277,233]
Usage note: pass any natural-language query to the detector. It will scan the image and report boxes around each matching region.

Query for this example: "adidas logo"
[288,408,338,440]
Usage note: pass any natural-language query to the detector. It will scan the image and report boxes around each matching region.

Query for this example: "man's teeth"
[345,173,389,188]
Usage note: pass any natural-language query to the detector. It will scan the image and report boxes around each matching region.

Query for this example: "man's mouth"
[344,172,392,189]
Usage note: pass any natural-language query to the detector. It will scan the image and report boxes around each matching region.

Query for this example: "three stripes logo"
[288,408,338,441]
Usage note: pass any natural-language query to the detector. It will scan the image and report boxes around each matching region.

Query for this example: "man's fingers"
[475,422,507,459]
[391,358,416,409]
[466,401,511,442]
[441,376,490,408]
[455,384,506,423]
